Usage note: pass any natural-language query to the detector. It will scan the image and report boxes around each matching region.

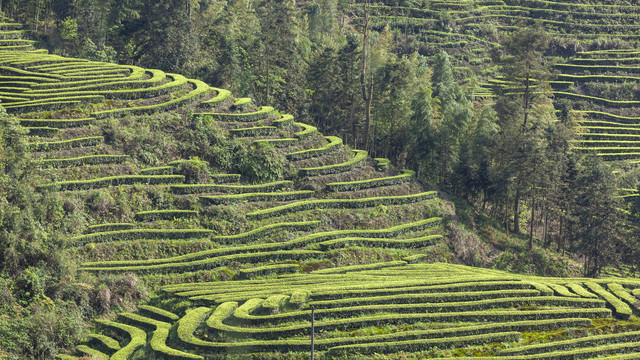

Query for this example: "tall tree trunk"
[543,203,549,247]
[360,0,373,151]
[513,189,520,233]
[529,197,535,250]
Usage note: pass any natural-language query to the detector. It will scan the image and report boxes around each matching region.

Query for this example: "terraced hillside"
[351,0,640,163]
[64,263,640,359]
[4,14,640,360]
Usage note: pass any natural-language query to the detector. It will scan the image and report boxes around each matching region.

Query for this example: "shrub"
[175,157,211,184]
[234,142,286,183]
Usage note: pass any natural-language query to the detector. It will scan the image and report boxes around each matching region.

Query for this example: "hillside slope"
[352,0,640,166]
[1,14,640,360]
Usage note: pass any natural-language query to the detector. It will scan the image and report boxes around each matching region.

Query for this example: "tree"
[254,0,309,115]
[569,157,623,277]
[359,0,374,151]
[493,25,552,236]
[431,51,472,186]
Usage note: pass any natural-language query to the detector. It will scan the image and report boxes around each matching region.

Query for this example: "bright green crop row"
[52,67,126,77]
[137,305,179,322]
[557,74,640,83]
[26,126,59,137]
[5,96,103,112]
[579,126,640,134]
[117,312,203,359]
[87,223,134,233]
[0,65,63,79]
[94,319,146,360]
[19,117,95,128]
[309,289,575,309]
[261,294,290,314]
[32,68,154,89]
[232,97,252,108]
[308,280,541,301]
[579,110,640,123]
[82,218,438,269]
[239,264,300,279]
[200,190,315,205]
[374,158,391,171]
[580,132,640,140]
[572,57,640,65]
[273,114,294,127]
[575,140,640,147]
[39,174,185,192]
[87,333,120,351]
[134,210,198,222]
[179,305,603,353]
[326,170,414,192]
[75,345,109,360]
[501,329,640,356]
[92,79,211,119]
[313,260,408,274]
[299,149,368,177]
[29,136,103,151]
[232,304,610,328]
[293,122,317,139]
[140,166,173,175]
[22,73,187,101]
[170,278,530,302]
[254,138,297,147]
[80,250,324,274]
[229,125,278,137]
[594,153,640,161]
[29,61,107,71]
[556,63,640,73]
[326,332,517,356]
[215,316,590,349]
[579,120,640,128]
[585,282,633,319]
[198,87,231,108]
[193,106,274,122]
[556,91,640,106]
[210,220,321,245]
[317,234,442,250]
[247,191,437,219]
[72,227,211,246]
[0,74,57,83]
[547,283,578,297]
[445,340,640,359]
[170,180,292,195]
[608,283,640,309]
[286,136,342,160]
[39,154,129,168]
[0,30,25,39]
[0,44,36,51]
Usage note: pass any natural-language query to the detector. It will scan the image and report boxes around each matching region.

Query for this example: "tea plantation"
[351,0,640,166]
[2,6,640,359]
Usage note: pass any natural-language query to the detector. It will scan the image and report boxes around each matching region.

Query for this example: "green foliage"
[39,175,186,192]
[247,191,438,219]
[492,249,572,277]
[286,136,342,160]
[175,157,211,184]
[298,149,368,177]
[200,191,315,206]
[326,170,414,192]
[234,142,286,183]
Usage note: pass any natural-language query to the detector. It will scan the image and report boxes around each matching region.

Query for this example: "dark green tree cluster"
[0,113,148,359]
[409,27,625,276]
